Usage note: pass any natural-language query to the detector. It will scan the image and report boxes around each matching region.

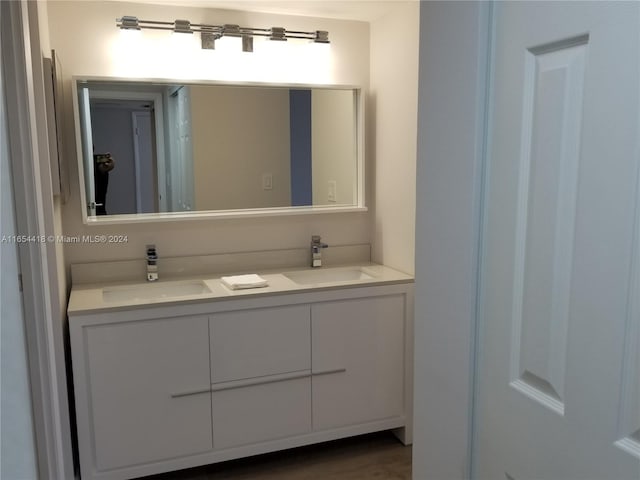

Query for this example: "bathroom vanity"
[68,255,413,480]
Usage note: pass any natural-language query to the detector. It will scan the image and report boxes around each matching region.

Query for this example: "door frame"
[78,85,96,215]
[413,1,492,479]
[1,1,75,478]
[75,88,167,216]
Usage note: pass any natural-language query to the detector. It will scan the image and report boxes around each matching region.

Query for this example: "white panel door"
[1,62,38,478]
[475,2,640,479]
[131,111,156,214]
[169,86,194,211]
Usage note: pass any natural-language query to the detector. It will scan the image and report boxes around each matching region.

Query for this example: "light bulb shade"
[201,31,217,49]
[118,16,140,30]
[242,35,254,52]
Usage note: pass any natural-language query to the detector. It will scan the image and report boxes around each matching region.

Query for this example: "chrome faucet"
[311,235,328,268]
[146,244,158,281]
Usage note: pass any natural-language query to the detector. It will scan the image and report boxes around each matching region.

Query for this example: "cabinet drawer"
[210,305,310,383]
[212,376,311,449]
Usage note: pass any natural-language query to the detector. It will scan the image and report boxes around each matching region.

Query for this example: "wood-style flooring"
[142,432,412,480]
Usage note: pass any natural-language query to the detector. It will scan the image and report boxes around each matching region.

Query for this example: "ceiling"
[107,0,414,22]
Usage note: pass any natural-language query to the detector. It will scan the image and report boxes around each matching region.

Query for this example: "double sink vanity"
[68,245,414,480]
[68,74,411,480]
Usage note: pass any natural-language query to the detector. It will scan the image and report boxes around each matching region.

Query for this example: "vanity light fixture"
[116,16,330,51]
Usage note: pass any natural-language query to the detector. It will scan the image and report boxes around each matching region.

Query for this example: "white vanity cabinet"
[69,283,413,480]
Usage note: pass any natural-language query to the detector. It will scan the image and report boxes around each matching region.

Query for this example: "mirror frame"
[72,76,366,225]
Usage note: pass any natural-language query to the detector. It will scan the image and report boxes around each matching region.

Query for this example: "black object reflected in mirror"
[94,153,115,215]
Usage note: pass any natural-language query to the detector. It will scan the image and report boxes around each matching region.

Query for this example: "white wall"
[47,0,371,266]
[370,1,419,275]
[412,2,491,479]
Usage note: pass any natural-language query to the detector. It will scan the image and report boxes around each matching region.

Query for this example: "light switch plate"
[328,180,337,202]
[262,173,273,190]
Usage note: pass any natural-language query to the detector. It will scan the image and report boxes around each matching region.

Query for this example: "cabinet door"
[312,295,405,430]
[85,316,212,470]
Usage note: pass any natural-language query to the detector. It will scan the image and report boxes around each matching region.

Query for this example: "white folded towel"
[221,274,269,290]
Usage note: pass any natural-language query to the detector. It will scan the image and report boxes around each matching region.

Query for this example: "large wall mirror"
[73,77,365,223]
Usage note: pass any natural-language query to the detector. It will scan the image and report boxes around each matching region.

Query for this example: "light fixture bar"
[116,16,329,49]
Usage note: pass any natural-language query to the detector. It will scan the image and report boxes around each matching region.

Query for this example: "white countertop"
[68,263,414,316]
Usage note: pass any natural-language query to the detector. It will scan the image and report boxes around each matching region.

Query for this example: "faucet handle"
[311,235,328,249]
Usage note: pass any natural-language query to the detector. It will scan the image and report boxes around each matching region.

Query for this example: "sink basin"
[103,280,211,302]
[284,267,374,286]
